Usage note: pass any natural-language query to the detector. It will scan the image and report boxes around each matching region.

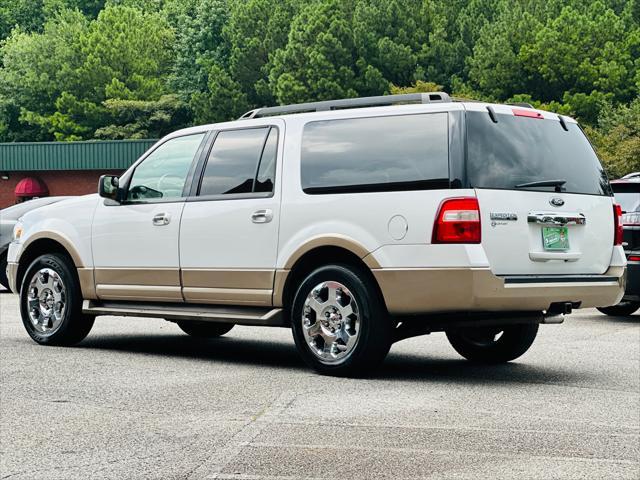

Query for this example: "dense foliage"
[0,0,638,176]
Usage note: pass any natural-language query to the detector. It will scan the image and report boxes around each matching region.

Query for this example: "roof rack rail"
[238,92,451,119]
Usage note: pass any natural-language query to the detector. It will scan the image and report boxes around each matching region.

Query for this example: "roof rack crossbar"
[239,92,451,119]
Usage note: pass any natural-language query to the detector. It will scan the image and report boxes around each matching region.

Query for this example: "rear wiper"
[515,179,566,192]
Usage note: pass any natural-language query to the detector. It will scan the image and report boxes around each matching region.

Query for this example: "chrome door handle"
[251,209,273,224]
[152,213,171,226]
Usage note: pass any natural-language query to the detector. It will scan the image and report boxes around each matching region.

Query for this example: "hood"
[19,194,100,224]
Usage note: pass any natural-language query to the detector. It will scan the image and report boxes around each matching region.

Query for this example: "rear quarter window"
[300,113,449,194]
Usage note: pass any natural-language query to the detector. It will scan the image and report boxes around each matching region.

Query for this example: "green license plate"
[542,226,569,251]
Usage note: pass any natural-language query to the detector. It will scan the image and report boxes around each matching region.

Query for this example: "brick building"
[0,139,156,209]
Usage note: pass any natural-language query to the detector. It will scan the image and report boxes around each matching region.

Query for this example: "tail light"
[432,197,481,244]
[614,204,623,246]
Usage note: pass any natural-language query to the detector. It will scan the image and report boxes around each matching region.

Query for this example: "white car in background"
[5,93,625,376]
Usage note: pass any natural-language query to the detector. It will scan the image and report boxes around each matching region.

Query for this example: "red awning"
[15,177,49,197]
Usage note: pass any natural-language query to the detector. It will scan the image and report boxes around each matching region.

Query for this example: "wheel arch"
[276,244,387,319]
[16,234,89,296]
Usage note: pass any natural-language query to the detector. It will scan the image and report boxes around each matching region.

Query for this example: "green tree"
[589,99,640,178]
[269,0,388,105]
[44,0,106,18]
[1,0,639,140]
[95,94,191,139]
[467,5,542,100]
[0,9,89,140]
[352,0,430,87]
[520,2,636,103]
[0,5,175,140]
[389,80,443,95]
[169,0,229,99]
[190,64,248,123]
[0,0,46,41]
[225,0,299,106]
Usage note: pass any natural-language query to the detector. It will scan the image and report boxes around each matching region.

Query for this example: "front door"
[179,122,283,306]
[92,132,207,302]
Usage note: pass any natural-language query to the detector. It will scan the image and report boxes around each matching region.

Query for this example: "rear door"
[179,121,283,306]
[464,104,615,275]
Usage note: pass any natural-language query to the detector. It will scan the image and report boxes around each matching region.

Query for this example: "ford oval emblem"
[550,197,565,207]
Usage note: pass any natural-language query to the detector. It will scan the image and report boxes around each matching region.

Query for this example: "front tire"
[177,321,234,338]
[19,253,94,346]
[597,302,639,317]
[446,323,539,363]
[291,264,391,377]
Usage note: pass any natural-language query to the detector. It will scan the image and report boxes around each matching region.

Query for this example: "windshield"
[466,111,611,196]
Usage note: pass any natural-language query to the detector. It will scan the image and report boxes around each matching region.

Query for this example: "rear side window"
[199,127,276,197]
[466,111,610,196]
[255,128,278,193]
[301,113,449,194]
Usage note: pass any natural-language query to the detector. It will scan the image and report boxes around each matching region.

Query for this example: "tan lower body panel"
[182,287,272,306]
[181,269,274,307]
[77,268,97,300]
[95,284,183,302]
[373,267,626,314]
[181,269,273,289]
[93,268,182,302]
[89,268,276,305]
[94,268,180,286]
[272,269,289,308]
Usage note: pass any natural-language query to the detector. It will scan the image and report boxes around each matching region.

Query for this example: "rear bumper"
[373,266,625,315]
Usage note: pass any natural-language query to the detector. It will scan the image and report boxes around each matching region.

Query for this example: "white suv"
[6,93,626,376]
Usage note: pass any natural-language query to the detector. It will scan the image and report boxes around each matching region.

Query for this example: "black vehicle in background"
[598,174,640,316]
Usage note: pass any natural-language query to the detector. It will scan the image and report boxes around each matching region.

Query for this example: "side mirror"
[99,175,120,201]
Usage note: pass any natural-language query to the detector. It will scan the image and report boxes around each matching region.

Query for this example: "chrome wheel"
[26,268,66,335]
[301,281,360,364]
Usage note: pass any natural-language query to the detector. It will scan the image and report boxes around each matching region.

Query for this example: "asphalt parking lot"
[0,290,638,480]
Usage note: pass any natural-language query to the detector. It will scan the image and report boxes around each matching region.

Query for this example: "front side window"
[127,133,205,202]
[199,127,277,197]
[301,113,449,194]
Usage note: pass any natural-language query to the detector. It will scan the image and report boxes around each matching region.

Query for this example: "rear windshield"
[466,111,611,196]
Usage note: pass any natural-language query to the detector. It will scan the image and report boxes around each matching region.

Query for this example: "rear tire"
[291,264,391,377]
[177,321,234,338]
[19,253,94,346]
[597,302,639,317]
[446,323,539,363]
